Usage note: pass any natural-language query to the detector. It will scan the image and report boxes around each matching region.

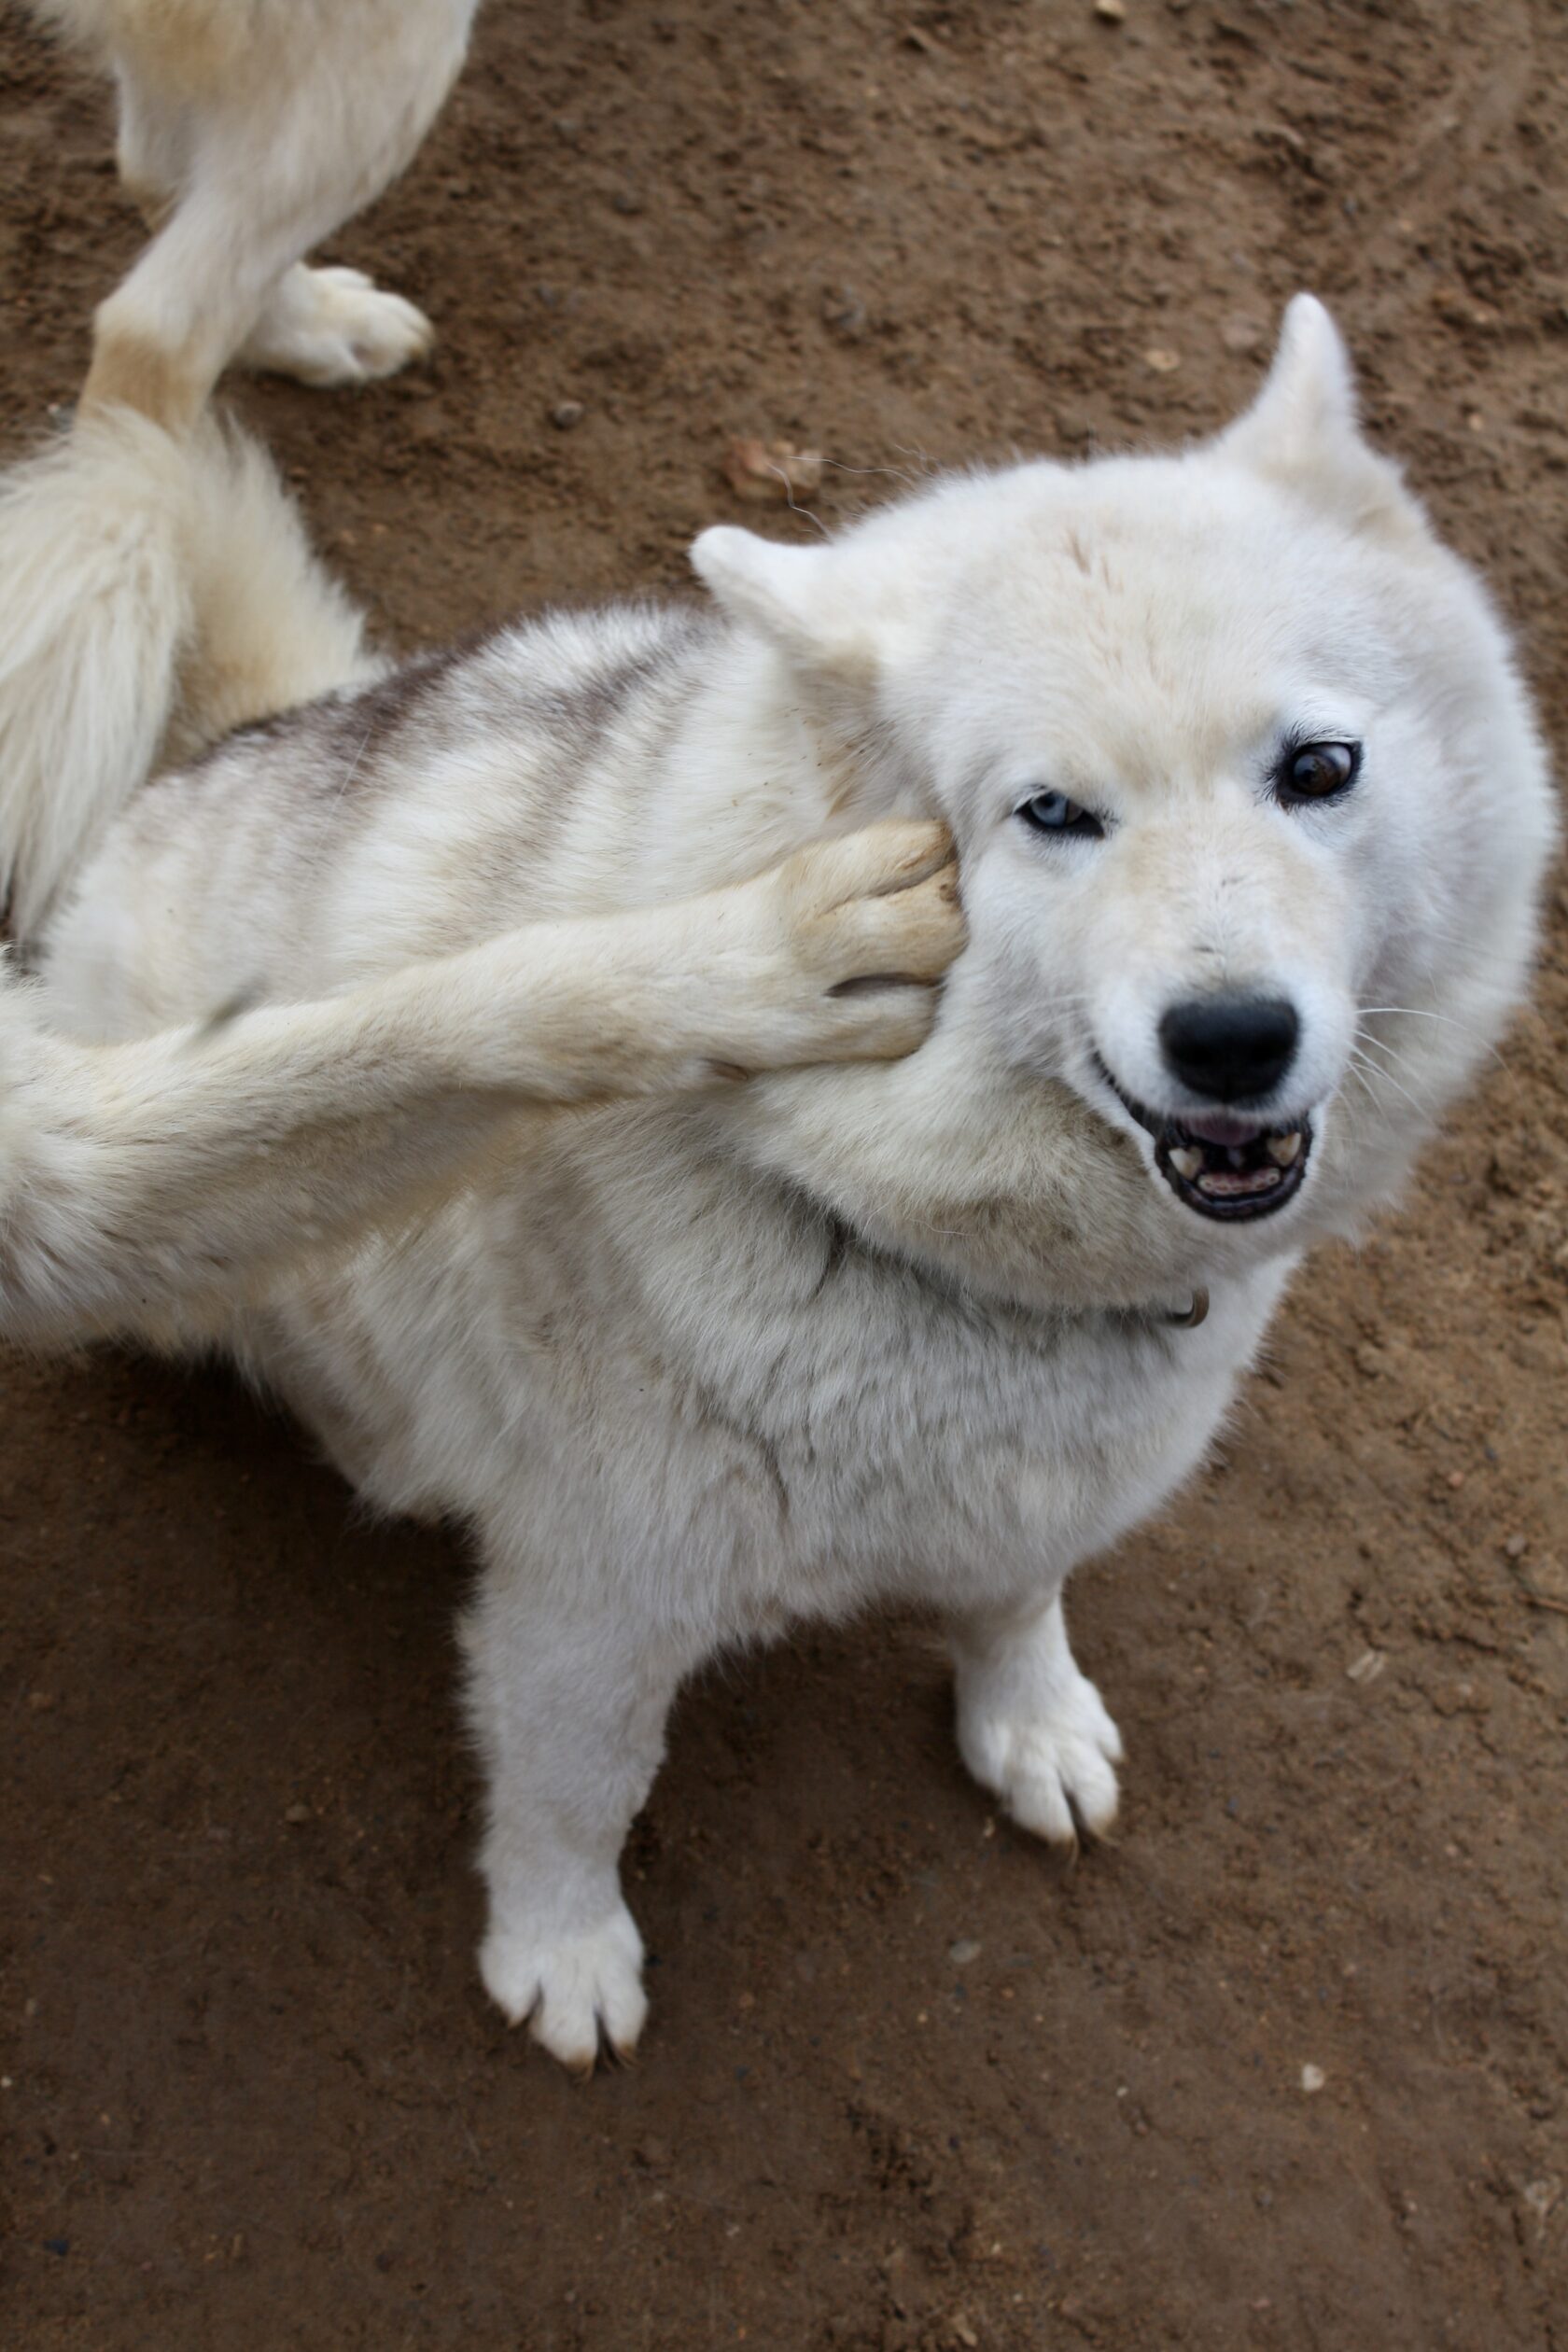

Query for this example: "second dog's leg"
[10,821,960,1345]
[108,66,428,391]
[949,1590,1124,1846]
[84,7,471,428]
[236,261,433,391]
[112,62,188,224]
[462,1555,703,2072]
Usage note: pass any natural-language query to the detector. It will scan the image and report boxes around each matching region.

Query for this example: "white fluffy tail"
[0,411,189,945]
[0,405,376,948]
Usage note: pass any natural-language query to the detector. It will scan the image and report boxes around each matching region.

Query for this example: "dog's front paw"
[957,1659,1124,1848]
[242,265,434,389]
[480,1898,648,2074]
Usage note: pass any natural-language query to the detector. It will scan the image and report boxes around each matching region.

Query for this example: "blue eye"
[1016,790,1104,839]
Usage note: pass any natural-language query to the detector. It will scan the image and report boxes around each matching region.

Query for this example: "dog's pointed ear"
[691,526,879,682]
[1220,295,1422,538]
[1226,295,1358,465]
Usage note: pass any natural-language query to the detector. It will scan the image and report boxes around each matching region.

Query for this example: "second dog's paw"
[480,1899,648,2073]
[241,264,434,389]
[958,1669,1124,1848]
[738,819,965,1067]
[784,819,961,984]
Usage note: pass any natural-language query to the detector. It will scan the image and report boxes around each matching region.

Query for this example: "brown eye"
[1278,739,1361,803]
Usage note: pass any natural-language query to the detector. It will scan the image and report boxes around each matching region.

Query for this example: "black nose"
[1158,994,1300,1103]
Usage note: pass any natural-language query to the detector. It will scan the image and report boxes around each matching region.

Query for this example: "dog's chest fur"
[248,1105,1285,1635]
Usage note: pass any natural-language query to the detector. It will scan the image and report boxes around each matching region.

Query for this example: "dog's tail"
[0,405,377,949]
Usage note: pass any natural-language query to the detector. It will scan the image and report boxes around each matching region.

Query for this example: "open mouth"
[1096,1060,1314,1223]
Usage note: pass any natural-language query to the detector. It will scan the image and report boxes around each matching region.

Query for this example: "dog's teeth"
[1267,1131,1303,1167]
[1169,1145,1204,1180]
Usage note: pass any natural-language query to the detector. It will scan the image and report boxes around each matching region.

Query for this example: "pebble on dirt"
[1301,2064,1327,2094]
[1221,312,1267,355]
[821,285,869,339]
[549,400,586,430]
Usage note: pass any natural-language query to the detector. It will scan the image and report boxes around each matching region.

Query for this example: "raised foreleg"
[5,821,961,1346]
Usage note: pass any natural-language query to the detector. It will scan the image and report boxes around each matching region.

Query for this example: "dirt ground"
[1,1,1565,2345]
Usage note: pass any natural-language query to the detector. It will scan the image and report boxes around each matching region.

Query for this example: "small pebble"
[1221,311,1267,355]
[549,400,585,430]
[948,1939,983,1967]
[26,1690,55,1712]
[284,1801,313,1825]
[1095,0,1127,20]
[1300,2063,1326,2093]
[820,285,868,339]
[1505,1533,1528,1559]
[1143,346,1181,373]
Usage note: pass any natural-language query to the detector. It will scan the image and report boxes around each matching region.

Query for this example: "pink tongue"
[1183,1113,1264,1148]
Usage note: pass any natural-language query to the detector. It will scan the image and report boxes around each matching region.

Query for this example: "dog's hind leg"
[108,42,435,385]
[236,262,435,394]
[111,58,189,224]
[81,2,475,430]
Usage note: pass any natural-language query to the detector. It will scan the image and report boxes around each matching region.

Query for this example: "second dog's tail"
[0,405,377,949]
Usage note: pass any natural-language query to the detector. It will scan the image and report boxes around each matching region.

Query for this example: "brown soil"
[2,3,1566,2346]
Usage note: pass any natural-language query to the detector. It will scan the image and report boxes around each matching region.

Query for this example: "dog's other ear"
[1219,294,1423,539]
[692,526,881,683]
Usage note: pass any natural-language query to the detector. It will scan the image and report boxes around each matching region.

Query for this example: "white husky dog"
[2,278,1553,2067]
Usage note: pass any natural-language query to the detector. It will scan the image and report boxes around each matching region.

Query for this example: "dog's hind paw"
[241,263,434,389]
[952,1595,1123,1848]
[480,1899,648,2074]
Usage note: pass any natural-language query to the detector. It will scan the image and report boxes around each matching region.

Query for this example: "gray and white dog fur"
[0,4,961,1346]
[0,416,961,1348]
[6,282,1554,2067]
